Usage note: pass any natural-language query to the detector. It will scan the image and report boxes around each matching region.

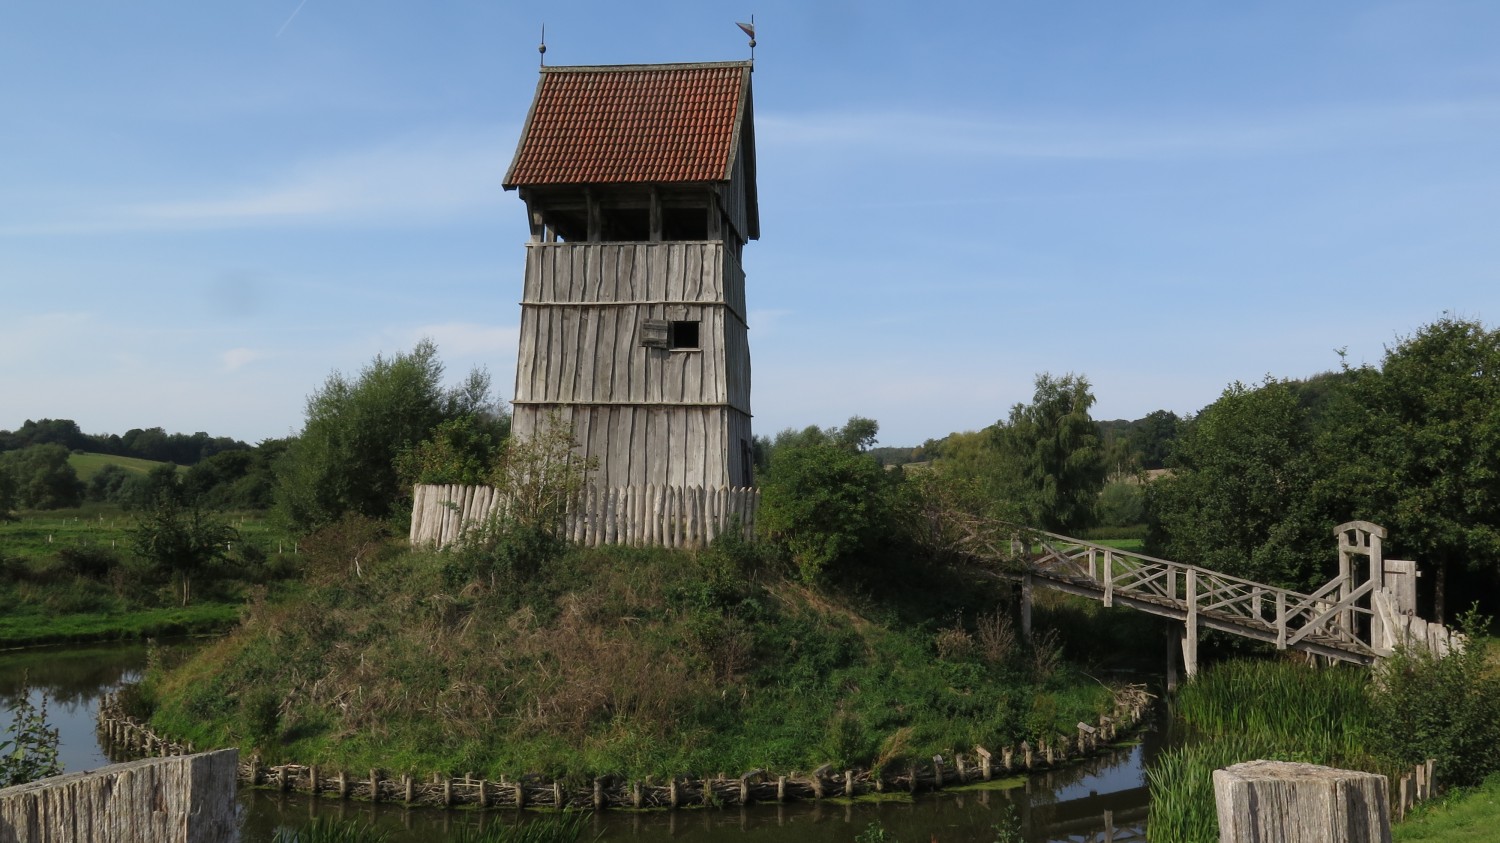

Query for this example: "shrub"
[0,681,61,786]
[758,443,901,583]
[55,545,120,580]
[1367,609,1500,787]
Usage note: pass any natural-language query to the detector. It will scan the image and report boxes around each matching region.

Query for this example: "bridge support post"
[1020,573,1033,640]
[1166,628,1180,692]
[1184,568,1199,680]
[1182,621,1199,680]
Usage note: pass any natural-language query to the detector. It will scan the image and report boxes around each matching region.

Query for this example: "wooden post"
[553,780,563,809]
[669,778,679,810]
[0,750,238,843]
[1184,568,1199,679]
[976,746,993,781]
[403,774,414,805]
[337,770,348,799]
[369,770,380,803]
[844,770,854,797]
[1020,573,1033,640]
[776,776,786,802]
[1102,550,1114,607]
[309,764,320,797]
[932,755,945,789]
[1214,761,1390,843]
[632,781,643,809]
[1001,746,1014,772]
[515,782,525,809]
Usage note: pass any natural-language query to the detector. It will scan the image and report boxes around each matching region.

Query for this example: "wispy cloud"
[0,127,514,236]
[403,323,519,358]
[221,347,270,371]
[130,130,510,226]
[758,99,1500,161]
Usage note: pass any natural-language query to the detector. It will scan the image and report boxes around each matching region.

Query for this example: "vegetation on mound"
[131,532,1118,781]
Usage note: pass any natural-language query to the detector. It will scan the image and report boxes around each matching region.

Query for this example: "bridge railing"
[1030,532,1379,659]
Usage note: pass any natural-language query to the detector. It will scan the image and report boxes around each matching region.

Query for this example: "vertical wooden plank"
[646,484,658,546]
[685,241,704,302]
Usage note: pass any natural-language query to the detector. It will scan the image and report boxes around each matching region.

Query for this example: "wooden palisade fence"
[410,484,759,550]
[98,687,1151,811]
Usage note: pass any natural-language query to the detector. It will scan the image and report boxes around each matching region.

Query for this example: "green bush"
[1367,611,1500,787]
[758,443,902,582]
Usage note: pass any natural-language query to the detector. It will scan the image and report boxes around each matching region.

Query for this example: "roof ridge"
[540,60,752,74]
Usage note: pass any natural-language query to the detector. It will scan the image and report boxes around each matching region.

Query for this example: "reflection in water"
[0,643,1159,843]
[0,642,153,774]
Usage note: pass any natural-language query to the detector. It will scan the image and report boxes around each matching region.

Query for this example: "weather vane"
[539,23,547,67]
[736,16,756,64]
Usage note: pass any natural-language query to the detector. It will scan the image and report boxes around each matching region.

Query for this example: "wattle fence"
[410,484,760,550]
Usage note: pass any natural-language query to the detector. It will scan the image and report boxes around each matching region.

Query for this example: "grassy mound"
[137,533,1117,780]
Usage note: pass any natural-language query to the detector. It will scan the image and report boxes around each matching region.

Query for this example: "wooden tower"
[503,61,759,488]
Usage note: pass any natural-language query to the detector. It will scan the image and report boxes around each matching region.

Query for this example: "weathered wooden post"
[976,745,993,781]
[0,750,238,843]
[1183,567,1199,679]
[1213,760,1390,843]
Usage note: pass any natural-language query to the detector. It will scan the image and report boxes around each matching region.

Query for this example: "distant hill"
[68,452,181,481]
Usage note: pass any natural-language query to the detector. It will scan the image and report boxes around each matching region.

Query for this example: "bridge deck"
[968,528,1387,666]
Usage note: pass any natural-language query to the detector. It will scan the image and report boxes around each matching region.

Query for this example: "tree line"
[753,315,1500,623]
[0,419,249,466]
[9,316,1498,622]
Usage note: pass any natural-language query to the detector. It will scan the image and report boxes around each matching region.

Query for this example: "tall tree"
[1146,378,1331,589]
[0,444,84,510]
[275,340,495,532]
[1127,410,1183,471]
[991,373,1107,532]
[1339,317,1500,622]
[131,490,237,606]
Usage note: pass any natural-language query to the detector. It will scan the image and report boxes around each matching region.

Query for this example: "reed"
[1147,659,1381,843]
[271,817,391,843]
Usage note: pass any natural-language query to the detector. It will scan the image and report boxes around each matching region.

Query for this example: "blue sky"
[3,2,1498,448]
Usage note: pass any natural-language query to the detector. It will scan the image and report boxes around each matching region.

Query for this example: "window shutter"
[641,319,670,349]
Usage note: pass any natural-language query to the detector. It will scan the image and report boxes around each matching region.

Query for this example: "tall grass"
[1147,659,1378,843]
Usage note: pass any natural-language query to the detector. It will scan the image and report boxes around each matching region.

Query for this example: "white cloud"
[0,126,517,236]
[405,322,520,358]
[221,347,270,371]
[128,129,512,226]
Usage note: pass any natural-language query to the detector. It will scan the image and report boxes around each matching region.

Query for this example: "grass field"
[1,504,293,561]
[67,451,180,481]
[0,604,240,649]
[0,503,295,647]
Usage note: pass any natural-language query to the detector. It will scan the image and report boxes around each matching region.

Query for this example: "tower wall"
[512,241,752,488]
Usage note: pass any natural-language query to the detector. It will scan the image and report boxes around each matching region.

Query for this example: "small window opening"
[662,206,709,241]
[601,207,650,241]
[670,320,700,350]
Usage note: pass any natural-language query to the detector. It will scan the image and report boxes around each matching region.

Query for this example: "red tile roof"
[505,62,752,187]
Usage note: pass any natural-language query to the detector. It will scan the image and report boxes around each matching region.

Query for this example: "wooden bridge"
[956,519,1458,679]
